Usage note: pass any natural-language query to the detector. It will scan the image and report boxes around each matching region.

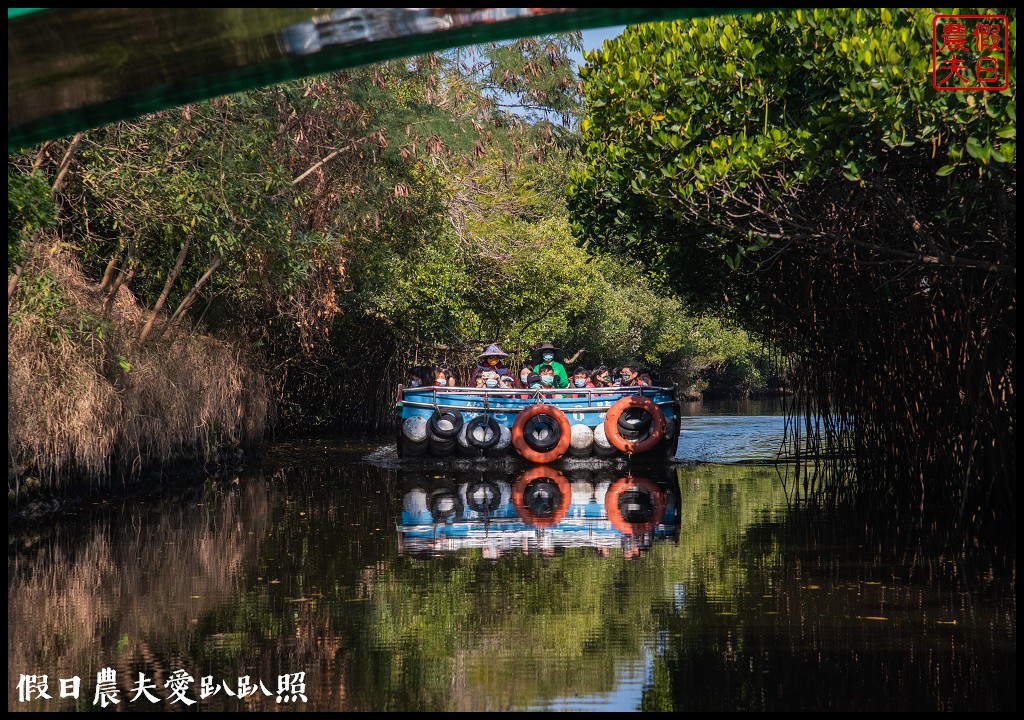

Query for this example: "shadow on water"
[7,429,1016,712]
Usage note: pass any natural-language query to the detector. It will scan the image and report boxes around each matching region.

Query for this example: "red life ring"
[511,404,572,463]
[603,395,667,455]
[512,466,571,528]
[605,477,666,535]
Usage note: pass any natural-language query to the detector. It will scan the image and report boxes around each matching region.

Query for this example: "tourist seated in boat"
[526,372,543,390]
[567,366,590,397]
[638,370,654,386]
[516,365,532,388]
[531,343,568,388]
[611,367,623,386]
[588,365,612,388]
[434,367,453,387]
[500,375,516,389]
[406,365,431,388]
[571,367,589,388]
[475,343,512,378]
[538,364,558,388]
[619,364,645,387]
[482,369,501,389]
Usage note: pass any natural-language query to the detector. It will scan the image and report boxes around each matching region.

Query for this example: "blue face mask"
[541,375,554,385]
[574,378,586,388]
[485,378,499,388]
[409,379,421,388]
[542,353,554,362]
[530,383,542,389]
[436,379,447,386]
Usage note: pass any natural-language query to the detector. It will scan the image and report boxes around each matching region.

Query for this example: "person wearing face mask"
[406,368,426,388]
[482,370,501,390]
[619,364,641,387]
[530,343,568,388]
[568,366,590,397]
[434,364,458,387]
[516,371,542,399]
[517,365,532,388]
[610,367,622,387]
[435,368,452,387]
[538,365,556,385]
[587,365,612,388]
[474,343,511,379]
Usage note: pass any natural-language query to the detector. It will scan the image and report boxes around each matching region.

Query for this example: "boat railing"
[397,384,676,414]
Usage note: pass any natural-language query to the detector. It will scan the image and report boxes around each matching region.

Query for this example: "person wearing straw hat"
[530,342,568,388]
[475,343,511,378]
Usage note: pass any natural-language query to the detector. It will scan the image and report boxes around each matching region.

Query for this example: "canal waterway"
[8,401,1015,711]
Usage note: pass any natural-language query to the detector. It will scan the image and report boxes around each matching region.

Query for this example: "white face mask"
[436,379,446,386]
[409,379,422,388]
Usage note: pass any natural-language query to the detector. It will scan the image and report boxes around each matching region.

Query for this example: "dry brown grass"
[8,247,272,496]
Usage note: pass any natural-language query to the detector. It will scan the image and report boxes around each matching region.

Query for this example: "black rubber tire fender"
[465,414,501,450]
[428,408,464,439]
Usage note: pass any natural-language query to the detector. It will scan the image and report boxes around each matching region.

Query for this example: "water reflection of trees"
[8,481,274,711]
[9,459,1013,711]
[641,465,1016,712]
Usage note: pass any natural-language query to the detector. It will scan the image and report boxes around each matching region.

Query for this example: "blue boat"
[395,385,681,461]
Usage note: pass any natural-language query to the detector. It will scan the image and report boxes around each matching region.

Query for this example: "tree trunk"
[153,253,222,341]
[102,239,139,314]
[8,264,26,307]
[103,261,137,315]
[7,231,41,307]
[138,236,190,345]
[51,132,84,192]
[99,252,120,293]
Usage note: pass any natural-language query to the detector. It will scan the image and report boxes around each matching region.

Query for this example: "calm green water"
[8,407,1015,711]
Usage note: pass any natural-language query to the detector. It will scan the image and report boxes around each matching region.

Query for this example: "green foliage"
[14,269,68,325]
[69,94,299,313]
[444,32,584,132]
[569,9,1016,528]
[569,9,1016,313]
[10,30,772,438]
[7,166,55,269]
[12,267,115,346]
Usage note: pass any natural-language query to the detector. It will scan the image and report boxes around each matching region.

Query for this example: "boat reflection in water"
[398,466,680,558]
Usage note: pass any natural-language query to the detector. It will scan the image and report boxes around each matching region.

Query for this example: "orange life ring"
[511,404,572,463]
[603,395,667,455]
[605,477,666,535]
[512,466,571,528]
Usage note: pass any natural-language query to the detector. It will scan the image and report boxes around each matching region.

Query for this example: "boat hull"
[396,386,680,461]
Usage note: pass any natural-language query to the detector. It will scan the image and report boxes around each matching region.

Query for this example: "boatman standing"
[531,342,569,388]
